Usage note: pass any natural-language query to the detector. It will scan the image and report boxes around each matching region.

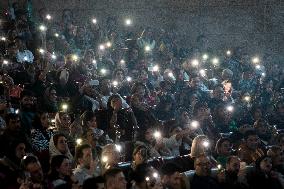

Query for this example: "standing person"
[104,168,127,189]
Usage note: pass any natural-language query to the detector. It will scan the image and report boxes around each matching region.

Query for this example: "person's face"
[0,99,7,111]
[87,130,97,147]
[26,162,44,183]
[80,148,92,167]
[49,89,57,102]
[115,71,124,81]
[253,109,262,120]
[111,97,122,110]
[255,121,268,135]
[87,116,97,129]
[101,80,111,93]
[58,158,71,177]
[195,156,211,176]
[56,136,68,154]
[163,172,181,189]
[260,157,272,173]
[135,85,146,96]
[113,172,127,189]
[246,135,260,150]
[219,141,232,156]
[15,143,26,159]
[145,128,154,143]
[21,96,34,109]
[213,87,224,99]
[60,114,71,128]
[133,148,147,165]
[226,157,240,174]
[8,117,21,131]
[40,113,49,128]
[181,111,190,124]
[224,82,232,93]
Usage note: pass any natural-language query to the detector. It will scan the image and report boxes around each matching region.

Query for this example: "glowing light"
[39,25,47,32]
[153,172,158,178]
[145,177,150,181]
[51,119,56,123]
[255,65,261,69]
[23,56,28,61]
[115,144,122,152]
[100,68,107,75]
[62,104,68,111]
[202,54,209,60]
[203,141,210,148]
[226,105,234,112]
[153,131,161,139]
[126,76,132,82]
[199,69,206,77]
[168,72,174,78]
[51,53,57,60]
[54,33,59,37]
[76,138,83,145]
[92,59,97,64]
[261,72,266,77]
[72,54,79,61]
[145,45,151,52]
[112,80,118,87]
[15,109,20,114]
[39,48,45,54]
[226,50,231,56]
[217,164,222,170]
[46,14,52,20]
[120,59,125,65]
[102,156,108,163]
[106,42,112,48]
[3,60,8,65]
[244,95,251,102]
[191,59,199,67]
[153,65,159,72]
[252,57,260,64]
[99,44,105,50]
[0,36,6,41]
[191,120,199,129]
[125,18,132,26]
[92,18,97,24]
[212,57,219,65]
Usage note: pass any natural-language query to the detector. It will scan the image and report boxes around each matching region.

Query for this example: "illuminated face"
[167,172,182,189]
[87,116,97,129]
[80,148,93,168]
[60,114,71,129]
[56,136,68,154]
[246,135,260,150]
[114,172,127,189]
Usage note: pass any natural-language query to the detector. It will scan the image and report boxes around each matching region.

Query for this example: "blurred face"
[87,116,97,128]
[21,96,34,109]
[26,162,43,183]
[135,85,146,96]
[115,71,124,81]
[195,156,211,176]
[133,147,147,165]
[219,140,232,156]
[272,150,284,166]
[58,158,71,177]
[113,172,127,189]
[224,82,232,93]
[246,135,260,150]
[86,130,97,147]
[260,157,272,173]
[40,113,49,128]
[163,172,181,189]
[226,157,240,174]
[253,109,262,120]
[8,117,21,131]
[49,89,57,102]
[213,87,224,99]
[145,128,154,143]
[56,136,68,154]
[15,143,26,159]
[255,120,268,135]
[111,97,122,110]
[60,114,71,128]
[180,111,190,124]
[0,99,7,111]
[79,148,92,168]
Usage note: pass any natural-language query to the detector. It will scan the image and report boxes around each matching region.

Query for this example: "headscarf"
[49,135,73,162]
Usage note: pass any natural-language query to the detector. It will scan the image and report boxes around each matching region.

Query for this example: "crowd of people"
[0,1,284,189]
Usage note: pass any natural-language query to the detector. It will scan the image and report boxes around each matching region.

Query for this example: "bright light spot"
[199,69,206,77]
[112,80,118,86]
[100,68,107,75]
[72,54,79,61]
[3,60,8,65]
[92,59,97,64]
[153,172,158,178]
[125,18,132,26]
[153,131,161,139]
[102,156,108,163]
[106,42,112,48]
[76,138,83,145]
[39,25,47,32]
[191,120,199,129]
[99,44,105,50]
[126,76,132,82]
[46,14,52,20]
[226,50,231,56]
[15,109,20,114]
[153,65,159,72]
[51,53,57,60]
[212,57,219,65]
[226,105,234,112]
[145,45,151,52]
[244,96,251,102]
[51,119,56,123]
[39,48,45,54]
[62,104,68,111]
[202,54,209,60]
[261,72,266,77]
[115,144,122,152]
[92,18,97,24]
[255,65,261,69]
[217,164,222,170]
[0,36,6,41]
[145,177,150,181]
[203,141,210,148]
[23,56,28,61]
[120,59,125,64]
[168,72,174,78]
[191,59,199,67]
[54,33,59,37]
[252,57,260,64]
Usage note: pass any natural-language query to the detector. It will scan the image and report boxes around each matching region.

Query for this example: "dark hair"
[255,155,270,171]
[32,112,48,130]
[244,130,258,140]
[20,155,39,171]
[83,176,105,189]
[215,137,231,155]
[104,168,123,182]
[49,155,69,180]
[132,145,149,161]
[81,111,95,128]
[53,133,67,147]
[106,94,121,109]
[226,155,239,165]
[5,113,20,125]
[160,162,181,176]
[74,144,91,164]
[131,82,147,95]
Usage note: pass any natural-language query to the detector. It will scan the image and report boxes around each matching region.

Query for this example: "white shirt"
[16,50,34,63]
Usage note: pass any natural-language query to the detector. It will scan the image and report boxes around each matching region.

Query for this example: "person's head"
[193,102,209,118]
[190,77,201,89]
[190,135,211,158]
[251,106,263,120]
[226,156,240,174]
[20,90,35,111]
[55,112,71,131]
[255,156,272,174]
[221,69,233,81]
[131,82,147,97]
[33,112,49,129]
[53,133,68,154]
[81,111,97,131]
[104,168,126,189]
[213,86,224,100]
[108,95,122,110]
[83,176,105,189]
[276,101,284,116]
[267,146,284,167]
[45,87,57,103]
[222,80,232,93]
[215,138,232,156]
[6,113,21,131]
[75,144,92,168]
[7,140,26,161]
[138,69,148,82]
[21,155,44,183]
[101,144,121,169]
[100,79,111,95]
[49,155,71,179]
[253,119,269,136]
[113,69,125,82]
[244,130,260,150]
[194,155,212,177]
[132,145,149,166]
[177,108,190,125]
[160,163,181,189]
